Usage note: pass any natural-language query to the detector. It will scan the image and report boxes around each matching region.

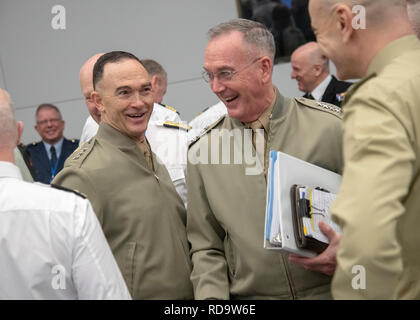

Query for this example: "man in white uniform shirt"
[0,88,130,300]
[187,100,227,145]
[78,54,188,206]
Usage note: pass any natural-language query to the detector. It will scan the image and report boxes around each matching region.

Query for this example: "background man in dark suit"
[407,0,420,39]
[291,41,352,106]
[27,103,78,183]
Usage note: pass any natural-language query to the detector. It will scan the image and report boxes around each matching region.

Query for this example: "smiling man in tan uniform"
[53,51,193,299]
[186,19,343,300]
[309,0,420,299]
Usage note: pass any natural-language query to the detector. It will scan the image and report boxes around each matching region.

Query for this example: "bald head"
[292,42,329,70]
[80,53,104,123]
[291,42,330,93]
[309,0,413,79]
[407,0,420,38]
[0,89,19,151]
[313,0,409,27]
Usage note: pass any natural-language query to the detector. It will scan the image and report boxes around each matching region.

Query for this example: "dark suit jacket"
[321,75,352,107]
[26,138,79,184]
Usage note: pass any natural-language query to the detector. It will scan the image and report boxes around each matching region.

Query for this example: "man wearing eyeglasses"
[26,104,78,184]
[186,19,343,300]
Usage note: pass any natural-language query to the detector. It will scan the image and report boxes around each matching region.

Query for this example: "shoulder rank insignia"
[164,105,177,113]
[188,114,226,147]
[163,121,191,131]
[72,146,90,160]
[158,103,180,114]
[316,101,342,115]
[50,184,87,199]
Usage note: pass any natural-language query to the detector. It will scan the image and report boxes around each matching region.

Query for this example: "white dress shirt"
[43,137,64,161]
[310,74,332,102]
[147,103,188,207]
[79,115,99,145]
[0,161,131,300]
[188,101,227,144]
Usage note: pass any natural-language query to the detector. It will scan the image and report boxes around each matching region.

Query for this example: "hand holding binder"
[290,185,341,254]
[264,151,342,258]
[288,220,341,276]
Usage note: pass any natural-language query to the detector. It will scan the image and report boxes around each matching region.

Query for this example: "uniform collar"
[270,86,291,121]
[96,122,139,148]
[0,161,23,180]
[97,122,153,171]
[232,86,289,127]
[244,88,276,133]
[367,35,419,77]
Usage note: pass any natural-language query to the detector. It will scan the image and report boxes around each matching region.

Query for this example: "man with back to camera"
[291,42,352,107]
[186,18,343,300]
[53,51,193,299]
[304,0,420,299]
[0,88,130,300]
[26,103,78,183]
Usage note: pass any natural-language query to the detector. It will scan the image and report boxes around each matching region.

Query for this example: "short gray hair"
[0,89,17,148]
[140,59,167,79]
[207,18,275,62]
[35,103,62,120]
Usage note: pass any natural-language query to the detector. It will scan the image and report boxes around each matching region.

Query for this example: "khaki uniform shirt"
[53,122,193,299]
[331,35,420,299]
[187,87,343,299]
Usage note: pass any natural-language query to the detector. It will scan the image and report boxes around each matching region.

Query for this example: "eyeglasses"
[37,118,62,126]
[202,57,263,83]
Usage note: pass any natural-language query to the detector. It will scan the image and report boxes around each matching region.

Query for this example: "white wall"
[1,0,312,144]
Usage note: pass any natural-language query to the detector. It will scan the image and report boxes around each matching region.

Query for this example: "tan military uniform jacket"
[331,35,420,299]
[53,123,193,299]
[187,88,343,300]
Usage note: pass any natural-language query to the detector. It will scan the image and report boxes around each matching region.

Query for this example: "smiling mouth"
[224,95,238,104]
[127,112,146,119]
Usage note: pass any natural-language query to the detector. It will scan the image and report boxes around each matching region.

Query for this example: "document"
[264,151,342,257]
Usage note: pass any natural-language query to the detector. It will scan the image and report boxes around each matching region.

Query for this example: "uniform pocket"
[123,242,137,295]
[224,232,236,278]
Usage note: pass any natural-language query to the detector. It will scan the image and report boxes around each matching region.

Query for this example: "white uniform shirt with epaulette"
[147,103,189,207]
[0,161,131,300]
[188,101,227,144]
[79,102,189,207]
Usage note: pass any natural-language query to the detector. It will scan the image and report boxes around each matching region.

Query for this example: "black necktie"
[50,145,57,165]
[304,93,314,100]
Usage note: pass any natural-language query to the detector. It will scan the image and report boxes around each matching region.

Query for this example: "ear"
[335,4,355,43]
[314,64,323,77]
[151,75,158,89]
[91,91,105,113]
[260,56,273,84]
[17,121,23,145]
